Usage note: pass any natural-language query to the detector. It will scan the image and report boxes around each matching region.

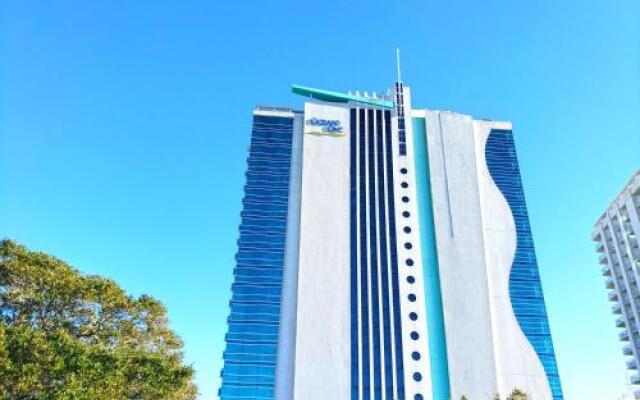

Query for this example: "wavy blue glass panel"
[485,129,563,400]
[219,115,294,400]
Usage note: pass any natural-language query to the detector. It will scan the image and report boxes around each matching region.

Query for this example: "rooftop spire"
[396,48,402,83]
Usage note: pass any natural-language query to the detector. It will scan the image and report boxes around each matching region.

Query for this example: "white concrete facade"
[592,171,640,398]
[421,110,500,399]
[289,94,558,399]
[294,102,352,400]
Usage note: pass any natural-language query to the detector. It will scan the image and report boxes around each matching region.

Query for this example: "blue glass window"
[219,114,294,400]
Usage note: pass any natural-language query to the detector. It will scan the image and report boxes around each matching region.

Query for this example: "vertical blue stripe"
[367,109,382,399]
[359,108,371,399]
[386,110,405,400]
[376,109,394,400]
[412,117,451,400]
[350,108,359,400]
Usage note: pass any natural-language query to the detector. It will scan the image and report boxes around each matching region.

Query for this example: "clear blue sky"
[1,1,639,399]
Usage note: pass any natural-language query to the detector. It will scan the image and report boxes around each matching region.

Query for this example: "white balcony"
[610,291,619,301]
[620,330,630,341]
[613,303,623,314]
[623,343,633,356]
[596,241,605,253]
[618,316,627,327]
[600,254,609,265]
[628,358,637,369]
[606,277,615,289]
[593,229,603,240]
[631,373,640,385]
[602,265,612,276]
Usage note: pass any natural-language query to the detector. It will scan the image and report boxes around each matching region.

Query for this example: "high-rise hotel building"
[219,80,563,400]
[592,171,640,397]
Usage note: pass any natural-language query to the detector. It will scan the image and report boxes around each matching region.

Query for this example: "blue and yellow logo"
[305,118,345,136]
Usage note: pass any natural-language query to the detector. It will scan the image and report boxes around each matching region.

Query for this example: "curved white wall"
[423,110,499,400]
[473,120,553,400]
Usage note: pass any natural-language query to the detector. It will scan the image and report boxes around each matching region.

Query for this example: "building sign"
[303,102,349,137]
[305,118,344,134]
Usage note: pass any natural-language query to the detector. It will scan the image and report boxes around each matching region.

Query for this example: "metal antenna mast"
[396,48,402,83]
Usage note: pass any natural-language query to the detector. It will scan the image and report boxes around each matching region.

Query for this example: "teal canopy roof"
[292,84,394,109]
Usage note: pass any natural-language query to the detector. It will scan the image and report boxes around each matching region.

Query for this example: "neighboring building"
[219,78,563,400]
[592,170,640,397]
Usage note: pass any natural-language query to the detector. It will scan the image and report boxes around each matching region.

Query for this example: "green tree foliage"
[0,239,197,400]
[507,389,529,400]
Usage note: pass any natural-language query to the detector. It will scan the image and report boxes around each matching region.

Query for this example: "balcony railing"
[623,343,633,355]
[617,316,626,327]
[613,303,623,314]
[600,254,609,265]
[628,359,638,370]
[609,291,619,301]
[606,277,615,289]
[620,330,630,341]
